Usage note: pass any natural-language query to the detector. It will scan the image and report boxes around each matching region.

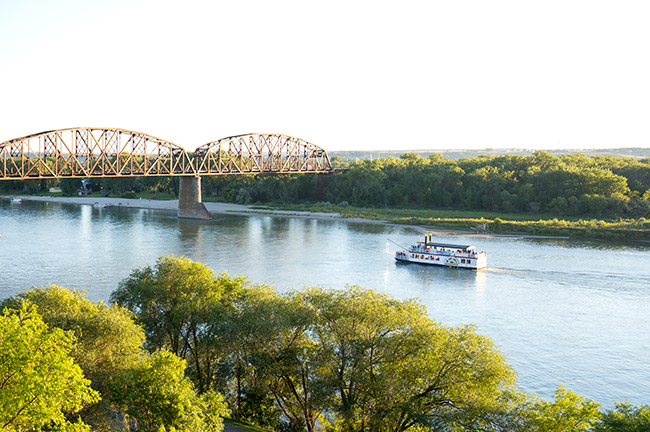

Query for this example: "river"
[1,198,649,407]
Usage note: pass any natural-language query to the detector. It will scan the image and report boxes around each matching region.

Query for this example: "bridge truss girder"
[0,128,195,179]
[192,133,333,175]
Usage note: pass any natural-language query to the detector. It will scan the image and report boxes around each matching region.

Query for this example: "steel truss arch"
[193,133,333,175]
[0,127,194,179]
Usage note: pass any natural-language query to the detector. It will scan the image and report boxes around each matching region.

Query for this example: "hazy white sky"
[1,0,649,152]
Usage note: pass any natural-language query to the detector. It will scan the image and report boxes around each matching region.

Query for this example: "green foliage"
[8,149,650,226]
[2,285,231,432]
[111,256,522,431]
[594,402,650,432]
[111,256,253,394]
[525,386,601,432]
[1,285,145,391]
[207,283,283,429]
[59,178,81,196]
[111,256,223,356]
[8,257,650,431]
[287,286,516,432]
[190,151,650,221]
[111,350,229,432]
[0,304,100,431]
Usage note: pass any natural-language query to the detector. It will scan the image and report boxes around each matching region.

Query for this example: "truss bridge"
[0,127,335,219]
[0,128,333,179]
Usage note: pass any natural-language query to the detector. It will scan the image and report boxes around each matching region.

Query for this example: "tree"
[60,178,81,196]
[111,350,229,432]
[112,257,283,427]
[111,256,222,356]
[258,174,299,204]
[526,386,601,432]
[595,402,650,432]
[1,287,138,429]
[337,160,387,206]
[1,285,145,392]
[0,304,100,431]
[203,282,283,428]
[253,290,334,432]
[278,286,517,432]
[111,256,249,392]
[1,286,232,432]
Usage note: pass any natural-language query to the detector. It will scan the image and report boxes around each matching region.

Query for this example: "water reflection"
[346,221,396,234]
[178,218,206,243]
[395,261,481,289]
[475,270,487,294]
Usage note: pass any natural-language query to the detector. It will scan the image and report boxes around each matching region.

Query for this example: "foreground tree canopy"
[2,256,649,431]
[0,304,99,432]
[1,285,229,432]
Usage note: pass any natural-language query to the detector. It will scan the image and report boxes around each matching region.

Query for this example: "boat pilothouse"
[395,234,487,269]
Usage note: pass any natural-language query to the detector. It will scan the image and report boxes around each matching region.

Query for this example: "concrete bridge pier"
[178,176,211,219]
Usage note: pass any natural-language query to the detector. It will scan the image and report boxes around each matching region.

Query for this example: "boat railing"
[408,246,485,258]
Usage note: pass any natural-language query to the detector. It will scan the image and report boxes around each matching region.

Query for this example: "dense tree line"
[5,151,648,219]
[3,256,646,431]
[201,152,650,218]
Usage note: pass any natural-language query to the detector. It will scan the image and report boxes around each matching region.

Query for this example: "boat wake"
[485,267,526,276]
[486,266,650,293]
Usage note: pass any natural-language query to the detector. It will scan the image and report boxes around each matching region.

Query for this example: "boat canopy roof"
[417,241,475,250]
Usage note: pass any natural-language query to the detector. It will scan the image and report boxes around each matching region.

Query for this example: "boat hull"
[395,251,486,270]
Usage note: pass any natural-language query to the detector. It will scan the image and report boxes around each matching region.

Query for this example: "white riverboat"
[395,234,487,269]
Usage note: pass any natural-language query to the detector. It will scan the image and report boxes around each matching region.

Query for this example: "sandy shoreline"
[2,194,441,234]
[1,195,347,221]
[1,195,544,238]
[7,195,248,214]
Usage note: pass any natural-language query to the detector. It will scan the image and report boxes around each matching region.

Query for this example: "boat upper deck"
[416,241,474,250]
[409,234,486,257]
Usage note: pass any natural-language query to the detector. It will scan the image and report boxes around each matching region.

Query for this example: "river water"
[1,199,649,407]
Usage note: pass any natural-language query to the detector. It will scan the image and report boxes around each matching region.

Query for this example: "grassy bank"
[270,203,650,242]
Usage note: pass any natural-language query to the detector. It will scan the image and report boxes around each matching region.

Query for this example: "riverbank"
[2,195,490,237]
[7,195,251,215]
[4,195,649,242]
[274,202,650,242]
[0,195,350,222]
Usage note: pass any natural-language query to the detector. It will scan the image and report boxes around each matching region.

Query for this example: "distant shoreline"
[1,195,568,240]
